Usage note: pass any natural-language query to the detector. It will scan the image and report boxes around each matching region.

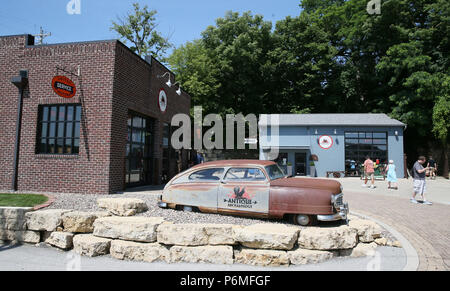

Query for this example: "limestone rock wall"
[0,200,402,267]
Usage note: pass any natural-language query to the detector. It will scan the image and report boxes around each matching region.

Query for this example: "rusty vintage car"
[157,160,349,226]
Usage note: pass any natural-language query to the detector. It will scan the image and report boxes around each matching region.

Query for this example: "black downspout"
[11,71,28,191]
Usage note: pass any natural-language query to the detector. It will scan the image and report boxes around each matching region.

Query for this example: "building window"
[274,153,289,174]
[126,112,154,186]
[344,132,388,174]
[162,123,170,183]
[36,104,81,155]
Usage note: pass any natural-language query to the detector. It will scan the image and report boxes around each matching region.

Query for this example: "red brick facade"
[0,34,191,194]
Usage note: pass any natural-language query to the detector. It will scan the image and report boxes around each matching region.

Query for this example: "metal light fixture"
[395,131,399,136]
[173,82,182,96]
[334,129,337,135]
[158,72,172,87]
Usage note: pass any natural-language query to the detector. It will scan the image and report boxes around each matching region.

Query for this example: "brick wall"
[0,35,191,194]
[110,43,191,192]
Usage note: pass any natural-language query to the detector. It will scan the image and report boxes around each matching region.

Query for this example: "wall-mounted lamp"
[158,72,172,87]
[395,131,399,136]
[173,82,182,96]
[315,129,318,135]
[334,129,337,135]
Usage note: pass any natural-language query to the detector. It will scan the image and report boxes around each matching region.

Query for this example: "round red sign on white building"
[318,135,333,150]
[158,89,167,113]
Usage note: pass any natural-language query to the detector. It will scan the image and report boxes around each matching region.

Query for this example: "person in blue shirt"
[386,160,398,190]
[196,153,204,165]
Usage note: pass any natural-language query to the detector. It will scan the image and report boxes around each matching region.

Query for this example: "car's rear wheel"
[292,214,317,226]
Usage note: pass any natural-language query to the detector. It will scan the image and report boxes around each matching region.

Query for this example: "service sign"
[318,135,333,150]
[51,76,76,98]
[158,89,167,113]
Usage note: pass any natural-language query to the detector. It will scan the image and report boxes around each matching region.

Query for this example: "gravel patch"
[47,192,299,226]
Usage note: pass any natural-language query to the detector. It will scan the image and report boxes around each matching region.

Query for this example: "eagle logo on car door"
[223,186,257,208]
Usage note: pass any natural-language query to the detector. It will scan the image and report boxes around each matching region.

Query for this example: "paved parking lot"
[338,177,450,271]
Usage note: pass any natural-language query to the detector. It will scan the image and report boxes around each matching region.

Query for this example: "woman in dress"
[386,160,398,190]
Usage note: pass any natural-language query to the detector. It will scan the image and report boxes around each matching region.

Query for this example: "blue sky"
[0,0,302,52]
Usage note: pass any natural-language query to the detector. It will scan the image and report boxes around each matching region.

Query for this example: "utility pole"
[33,27,51,45]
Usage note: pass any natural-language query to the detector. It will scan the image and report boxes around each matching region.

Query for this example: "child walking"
[386,160,398,190]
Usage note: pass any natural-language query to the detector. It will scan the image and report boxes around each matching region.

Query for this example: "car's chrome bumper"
[157,195,168,208]
[317,202,349,223]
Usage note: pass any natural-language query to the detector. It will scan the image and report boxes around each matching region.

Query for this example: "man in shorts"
[362,156,375,189]
[411,156,432,205]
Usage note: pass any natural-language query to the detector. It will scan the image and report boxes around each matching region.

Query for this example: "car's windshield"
[265,164,286,181]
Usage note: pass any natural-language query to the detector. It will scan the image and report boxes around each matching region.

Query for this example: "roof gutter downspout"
[10,71,28,191]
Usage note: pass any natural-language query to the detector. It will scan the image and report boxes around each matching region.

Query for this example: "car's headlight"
[331,195,336,204]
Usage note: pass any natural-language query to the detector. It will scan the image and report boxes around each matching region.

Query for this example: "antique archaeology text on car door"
[218,167,269,216]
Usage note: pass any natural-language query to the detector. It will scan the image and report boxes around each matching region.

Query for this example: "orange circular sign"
[51,76,76,98]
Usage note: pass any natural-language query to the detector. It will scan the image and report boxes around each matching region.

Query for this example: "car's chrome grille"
[334,194,344,209]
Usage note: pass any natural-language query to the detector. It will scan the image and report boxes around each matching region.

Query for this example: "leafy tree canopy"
[111,3,172,60]
[167,0,449,175]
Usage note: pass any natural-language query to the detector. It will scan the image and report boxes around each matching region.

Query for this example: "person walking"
[362,156,375,189]
[427,156,438,180]
[195,152,205,165]
[386,160,398,190]
[411,156,432,205]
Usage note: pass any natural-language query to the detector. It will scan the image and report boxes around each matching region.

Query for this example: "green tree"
[269,13,337,113]
[302,0,449,173]
[432,76,450,178]
[201,11,275,115]
[167,1,449,174]
[111,3,172,59]
[168,40,220,114]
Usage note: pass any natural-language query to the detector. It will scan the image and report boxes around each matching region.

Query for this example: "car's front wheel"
[292,214,318,226]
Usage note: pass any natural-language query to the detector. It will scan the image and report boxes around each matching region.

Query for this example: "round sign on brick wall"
[51,76,76,98]
[158,89,167,113]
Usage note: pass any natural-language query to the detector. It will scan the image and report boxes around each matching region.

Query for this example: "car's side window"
[189,168,224,182]
[224,168,267,182]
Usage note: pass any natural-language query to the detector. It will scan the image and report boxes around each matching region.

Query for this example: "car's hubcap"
[296,215,310,226]
[183,206,193,212]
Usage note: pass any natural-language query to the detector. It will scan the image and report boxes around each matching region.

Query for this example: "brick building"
[0,34,191,194]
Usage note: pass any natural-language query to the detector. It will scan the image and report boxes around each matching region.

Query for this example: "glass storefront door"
[295,153,307,176]
[125,112,154,187]
[344,131,388,176]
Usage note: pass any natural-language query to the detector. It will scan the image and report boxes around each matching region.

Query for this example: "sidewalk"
[0,243,406,271]
[337,177,450,271]
[337,177,450,205]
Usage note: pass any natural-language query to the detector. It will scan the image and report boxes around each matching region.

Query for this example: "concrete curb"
[351,211,419,271]
[33,194,56,210]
